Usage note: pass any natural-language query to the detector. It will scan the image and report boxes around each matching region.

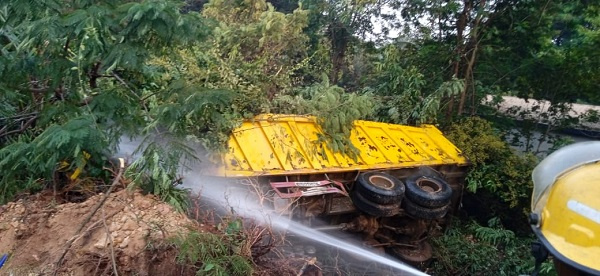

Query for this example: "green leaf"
[62,9,88,26]
[203,262,215,271]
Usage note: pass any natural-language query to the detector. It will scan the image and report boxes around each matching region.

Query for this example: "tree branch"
[0,114,38,138]
[53,158,125,276]
[101,207,119,276]
[0,112,38,121]
[88,62,101,89]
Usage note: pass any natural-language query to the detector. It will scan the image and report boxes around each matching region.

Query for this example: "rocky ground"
[0,189,211,275]
[0,188,326,276]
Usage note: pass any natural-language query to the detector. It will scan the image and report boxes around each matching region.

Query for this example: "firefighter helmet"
[531,141,600,274]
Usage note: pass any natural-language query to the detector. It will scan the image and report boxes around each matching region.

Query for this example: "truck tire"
[351,191,400,217]
[390,240,433,263]
[404,174,452,208]
[356,172,405,204]
[402,197,449,220]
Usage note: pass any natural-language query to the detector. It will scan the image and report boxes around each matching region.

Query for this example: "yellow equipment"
[57,151,91,180]
[214,114,469,177]
[530,141,600,275]
[205,114,470,265]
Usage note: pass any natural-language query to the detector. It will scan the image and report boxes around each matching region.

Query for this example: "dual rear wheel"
[352,172,404,217]
[351,170,453,264]
[352,171,453,219]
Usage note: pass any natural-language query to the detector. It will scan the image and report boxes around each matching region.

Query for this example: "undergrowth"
[0,116,113,204]
[438,116,556,275]
[446,116,538,233]
[430,218,555,276]
[172,230,254,276]
[170,215,277,276]
[125,138,195,212]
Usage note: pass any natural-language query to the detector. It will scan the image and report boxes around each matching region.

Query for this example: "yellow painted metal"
[57,151,91,180]
[539,162,600,271]
[218,114,469,177]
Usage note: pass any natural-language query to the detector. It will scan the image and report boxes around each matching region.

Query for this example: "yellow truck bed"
[217,114,469,177]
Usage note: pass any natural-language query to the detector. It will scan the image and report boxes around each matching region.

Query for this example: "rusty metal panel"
[218,114,469,177]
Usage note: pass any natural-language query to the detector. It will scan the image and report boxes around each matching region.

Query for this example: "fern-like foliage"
[368,44,465,125]
[125,138,195,212]
[171,229,254,276]
[472,217,517,246]
[431,218,543,275]
[0,116,109,203]
[0,0,212,206]
[272,74,373,158]
[412,78,464,124]
[150,83,243,152]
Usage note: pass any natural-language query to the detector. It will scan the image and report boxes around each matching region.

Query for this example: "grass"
[171,228,254,276]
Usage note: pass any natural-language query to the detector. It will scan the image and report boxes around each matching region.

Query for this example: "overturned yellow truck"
[209,114,470,263]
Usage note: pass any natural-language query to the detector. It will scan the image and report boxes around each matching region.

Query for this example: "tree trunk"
[458,0,485,116]
[328,21,349,84]
[447,0,472,118]
[458,42,478,115]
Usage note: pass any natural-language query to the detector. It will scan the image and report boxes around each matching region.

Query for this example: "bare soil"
[0,189,205,276]
[0,189,325,276]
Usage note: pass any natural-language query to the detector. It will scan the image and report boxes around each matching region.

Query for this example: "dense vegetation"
[1,0,599,275]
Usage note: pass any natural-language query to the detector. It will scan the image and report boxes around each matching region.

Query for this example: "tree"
[301,0,392,84]
[366,44,464,125]
[473,1,600,152]
[389,0,527,117]
[0,0,209,204]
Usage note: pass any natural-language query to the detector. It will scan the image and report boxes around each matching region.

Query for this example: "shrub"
[171,218,255,276]
[0,116,112,203]
[446,116,538,233]
[430,218,555,276]
[125,139,195,212]
[172,231,253,276]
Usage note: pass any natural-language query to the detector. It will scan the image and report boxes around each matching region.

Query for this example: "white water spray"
[271,218,428,276]
[116,138,429,276]
[182,170,428,276]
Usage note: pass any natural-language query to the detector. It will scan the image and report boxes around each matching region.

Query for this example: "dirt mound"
[0,189,201,275]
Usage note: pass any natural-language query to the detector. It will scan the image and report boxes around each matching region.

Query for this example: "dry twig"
[52,158,125,276]
[296,257,321,276]
[101,207,119,276]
